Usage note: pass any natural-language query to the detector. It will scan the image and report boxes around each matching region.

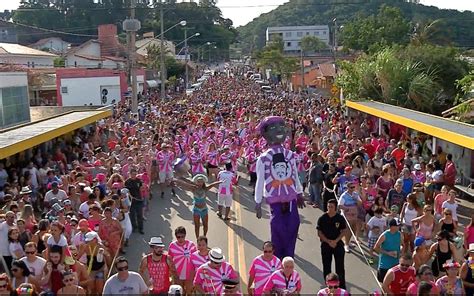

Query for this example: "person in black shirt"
[125,168,144,234]
[322,163,337,212]
[317,199,347,289]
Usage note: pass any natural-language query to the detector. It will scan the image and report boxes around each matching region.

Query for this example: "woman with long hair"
[174,174,221,239]
[400,193,421,253]
[10,260,37,290]
[376,165,394,200]
[0,273,12,296]
[412,205,436,246]
[8,228,25,260]
[429,230,459,277]
[19,205,36,234]
[31,219,49,256]
[98,207,123,258]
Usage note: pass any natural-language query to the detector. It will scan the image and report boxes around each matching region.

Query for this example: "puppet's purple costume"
[255,116,305,259]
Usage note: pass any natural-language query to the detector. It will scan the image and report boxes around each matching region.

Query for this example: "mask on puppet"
[259,116,288,146]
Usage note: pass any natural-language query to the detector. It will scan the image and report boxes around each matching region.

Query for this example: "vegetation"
[11,0,237,57]
[336,44,471,115]
[300,35,328,53]
[144,44,185,78]
[237,0,474,52]
[256,37,299,81]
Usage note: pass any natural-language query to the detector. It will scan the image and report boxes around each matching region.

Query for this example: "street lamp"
[175,32,200,89]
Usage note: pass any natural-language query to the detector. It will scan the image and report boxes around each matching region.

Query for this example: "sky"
[1,0,473,27]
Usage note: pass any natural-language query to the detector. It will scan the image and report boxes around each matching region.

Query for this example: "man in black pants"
[125,168,144,234]
[316,199,347,289]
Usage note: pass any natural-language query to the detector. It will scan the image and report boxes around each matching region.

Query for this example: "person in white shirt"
[78,194,101,219]
[366,208,387,263]
[442,189,459,222]
[20,242,46,281]
[44,182,68,208]
[217,163,238,221]
[0,211,16,270]
[103,257,148,295]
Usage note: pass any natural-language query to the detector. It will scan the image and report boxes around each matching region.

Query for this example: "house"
[0,42,58,68]
[291,63,336,89]
[0,20,18,44]
[56,68,145,106]
[28,68,58,106]
[136,37,176,57]
[65,24,126,69]
[266,25,330,54]
[0,70,31,128]
[29,37,71,54]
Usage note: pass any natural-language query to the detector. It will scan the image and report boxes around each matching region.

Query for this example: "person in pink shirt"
[406,265,439,296]
[434,185,449,220]
[262,257,302,295]
[205,142,219,181]
[156,143,176,198]
[193,247,238,295]
[168,226,197,295]
[190,235,209,283]
[189,143,207,176]
[248,241,282,296]
[217,163,239,220]
[317,273,350,296]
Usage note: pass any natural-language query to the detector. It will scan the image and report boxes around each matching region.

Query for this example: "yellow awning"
[0,110,112,159]
[346,100,474,150]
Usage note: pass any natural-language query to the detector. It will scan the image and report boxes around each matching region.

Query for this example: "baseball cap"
[414,236,425,247]
[388,218,400,227]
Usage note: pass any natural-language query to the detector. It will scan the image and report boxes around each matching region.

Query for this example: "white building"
[29,37,71,54]
[65,40,126,69]
[266,25,330,53]
[0,42,58,68]
[0,71,30,127]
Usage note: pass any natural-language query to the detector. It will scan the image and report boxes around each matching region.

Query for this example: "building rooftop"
[346,100,474,149]
[267,25,329,31]
[0,42,58,57]
[0,108,112,159]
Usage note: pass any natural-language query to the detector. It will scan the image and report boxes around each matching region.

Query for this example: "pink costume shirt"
[168,240,197,280]
[190,151,206,175]
[193,261,238,294]
[217,170,237,195]
[248,255,282,295]
[206,150,219,166]
[156,150,175,173]
[262,270,302,294]
[190,250,209,271]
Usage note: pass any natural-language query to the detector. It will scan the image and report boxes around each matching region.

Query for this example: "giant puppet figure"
[255,116,305,259]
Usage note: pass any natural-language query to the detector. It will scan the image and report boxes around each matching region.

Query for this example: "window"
[298,42,301,46]
[323,31,327,35]
[285,32,292,37]
[306,32,310,35]
[287,42,291,47]
[297,32,303,37]
[74,61,77,67]
[61,87,68,94]
[0,86,30,127]
[315,31,320,35]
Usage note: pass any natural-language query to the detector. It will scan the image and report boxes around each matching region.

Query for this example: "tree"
[410,19,452,46]
[340,6,411,53]
[300,35,328,53]
[256,38,298,81]
[145,44,185,78]
[337,48,442,113]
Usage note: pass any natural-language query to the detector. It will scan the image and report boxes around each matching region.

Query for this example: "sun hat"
[414,163,422,171]
[192,174,208,183]
[84,231,100,242]
[19,186,32,195]
[168,285,183,295]
[467,243,474,253]
[209,247,225,263]
[148,237,165,247]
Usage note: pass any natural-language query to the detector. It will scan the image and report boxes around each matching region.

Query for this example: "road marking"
[228,214,235,268]
[234,190,248,287]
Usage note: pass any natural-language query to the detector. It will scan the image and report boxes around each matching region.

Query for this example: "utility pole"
[184,27,188,89]
[300,48,304,90]
[160,0,166,100]
[123,0,140,114]
[333,18,337,66]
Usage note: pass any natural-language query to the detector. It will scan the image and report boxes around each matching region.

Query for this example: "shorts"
[193,206,208,219]
[159,171,173,183]
[217,194,233,207]
[91,270,104,279]
[402,225,414,234]
[377,268,389,283]
[368,236,379,249]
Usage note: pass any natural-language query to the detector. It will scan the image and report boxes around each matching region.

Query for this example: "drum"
[173,156,191,177]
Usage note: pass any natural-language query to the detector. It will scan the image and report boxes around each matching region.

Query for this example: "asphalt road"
[124,168,382,295]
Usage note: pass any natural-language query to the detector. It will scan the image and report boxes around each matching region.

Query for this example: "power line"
[6,20,98,37]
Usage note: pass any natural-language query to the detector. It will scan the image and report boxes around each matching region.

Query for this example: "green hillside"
[237,0,473,52]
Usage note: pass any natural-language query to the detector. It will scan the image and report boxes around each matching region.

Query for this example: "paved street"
[126,170,381,294]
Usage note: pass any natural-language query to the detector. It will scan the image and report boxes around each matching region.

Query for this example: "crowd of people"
[0,66,473,295]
